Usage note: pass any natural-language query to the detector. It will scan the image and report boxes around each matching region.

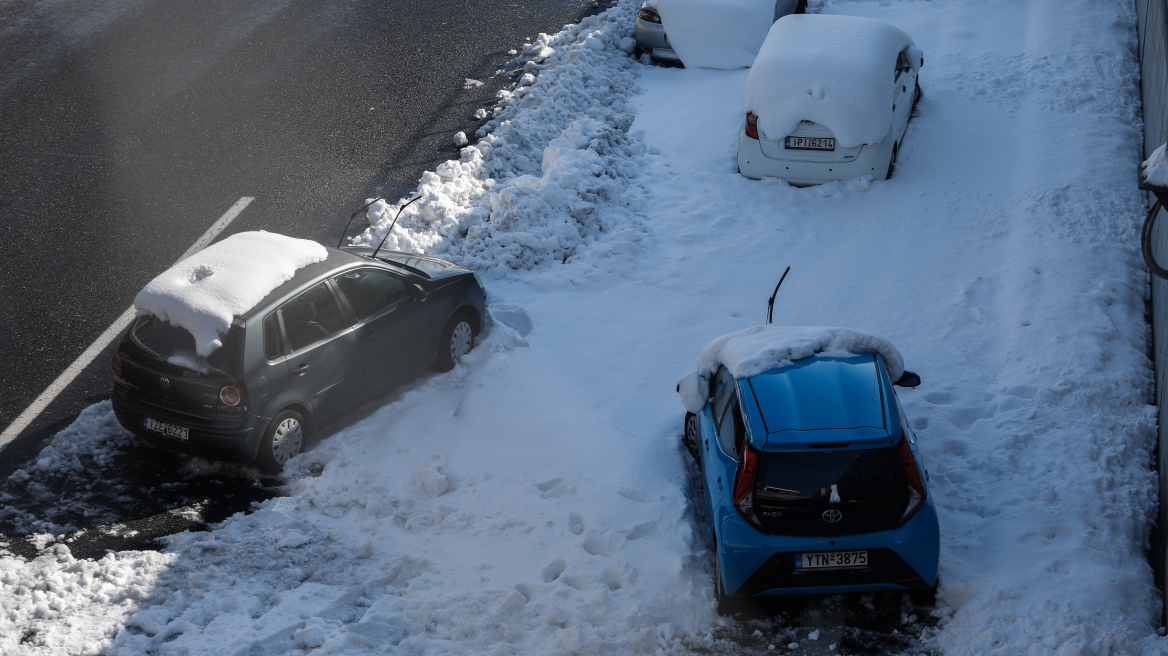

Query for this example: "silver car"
[634,0,806,65]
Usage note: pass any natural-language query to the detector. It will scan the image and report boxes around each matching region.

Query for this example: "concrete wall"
[1137,0,1168,623]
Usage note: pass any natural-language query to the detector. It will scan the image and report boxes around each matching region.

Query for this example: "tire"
[908,577,939,607]
[885,143,898,180]
[913,79,922,106]
[683,412,700,461]
[255,409,306,474]
[435,312,475,372]
[795,0,808,13]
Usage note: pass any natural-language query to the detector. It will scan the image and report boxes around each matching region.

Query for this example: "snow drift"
[677,326,905,413]
[132,231,327,356]
[656,0,776,70]
[745,14,919,148]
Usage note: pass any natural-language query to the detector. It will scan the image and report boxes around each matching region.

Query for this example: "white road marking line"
[0,196,256,450]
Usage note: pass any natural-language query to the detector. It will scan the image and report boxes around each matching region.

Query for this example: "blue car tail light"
[895,439,926,526]
[734,443,765,530]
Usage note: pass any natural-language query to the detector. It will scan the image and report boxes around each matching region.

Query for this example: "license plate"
[796,550,868,570]
[143,417,189,441]
[785,136,835,151]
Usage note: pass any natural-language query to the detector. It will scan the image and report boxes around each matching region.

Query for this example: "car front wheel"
[255,409,306,474]
[683,412,700,461]
[435,313,475,372]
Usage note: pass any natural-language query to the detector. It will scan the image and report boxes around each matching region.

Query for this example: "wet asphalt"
[0,0,611,549]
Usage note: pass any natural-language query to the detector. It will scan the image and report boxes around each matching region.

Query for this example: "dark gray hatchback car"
[111,245,487,472]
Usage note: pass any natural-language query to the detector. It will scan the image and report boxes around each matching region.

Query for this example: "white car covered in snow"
[636,0,806,68]
[737,15,922,185]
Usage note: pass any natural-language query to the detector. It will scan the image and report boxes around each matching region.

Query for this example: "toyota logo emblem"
[822,509,842,523]
[159,377,171,390]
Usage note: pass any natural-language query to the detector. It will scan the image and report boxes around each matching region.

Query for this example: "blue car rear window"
[747,356,884,433]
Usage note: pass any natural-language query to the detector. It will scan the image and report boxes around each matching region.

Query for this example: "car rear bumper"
[716,498,940,597]
[737,130,891,186]
[634,20,681,62]
[112,388,267,464]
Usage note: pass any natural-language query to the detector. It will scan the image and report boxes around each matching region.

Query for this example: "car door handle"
[294,364,310,376]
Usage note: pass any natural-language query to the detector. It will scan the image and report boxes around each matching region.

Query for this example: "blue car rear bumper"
[717,497,940,597]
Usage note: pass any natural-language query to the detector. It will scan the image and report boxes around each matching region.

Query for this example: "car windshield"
[754,445,905,508]
[128,316,244,376]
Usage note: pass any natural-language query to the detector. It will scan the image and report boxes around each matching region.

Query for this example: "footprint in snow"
[925,391,953,405]
[618,488,663,503]
[542,558,567,582]
[622,521,661,541]
[568,511,585,535]
[582,533,621,556]
[536,478,574,499]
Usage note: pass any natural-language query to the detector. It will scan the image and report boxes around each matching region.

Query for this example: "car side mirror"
[410,284,426,302]
[894,371,921,388]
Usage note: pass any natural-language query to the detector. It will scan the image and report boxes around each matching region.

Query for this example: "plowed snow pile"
[3,0,1168,655]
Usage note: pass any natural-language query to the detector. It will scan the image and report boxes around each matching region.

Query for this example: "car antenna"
[336,197,386,248]
[369,195,423,260]
[766,266,791,325]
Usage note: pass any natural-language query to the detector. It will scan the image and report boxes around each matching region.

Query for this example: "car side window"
[263,312,283,360]
[717,396,745,457]
[712,366,736,427]
[334,268,410,322]
[279,282,348,352]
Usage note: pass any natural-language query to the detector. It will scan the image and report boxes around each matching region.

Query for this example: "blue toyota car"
[682,350,939,608]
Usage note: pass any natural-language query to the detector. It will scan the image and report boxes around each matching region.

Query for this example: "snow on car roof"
[133,231,328,356]
[657,0,776,70]
[677,325,905,413]
[745,14,920,149]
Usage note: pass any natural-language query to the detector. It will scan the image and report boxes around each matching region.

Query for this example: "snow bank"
[351,4,648,278]
[133,232,327,356]
[677,325,905,412]
[656,0,775,70]
[745,14,918,148]
[1142,142,1168,188]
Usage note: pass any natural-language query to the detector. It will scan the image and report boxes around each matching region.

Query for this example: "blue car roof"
[744,355,897,450]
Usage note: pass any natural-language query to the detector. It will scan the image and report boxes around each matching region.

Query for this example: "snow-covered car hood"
[677,325,905,413]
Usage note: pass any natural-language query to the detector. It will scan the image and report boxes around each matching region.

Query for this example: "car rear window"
[128,316,244,375]
[754,445,904,508]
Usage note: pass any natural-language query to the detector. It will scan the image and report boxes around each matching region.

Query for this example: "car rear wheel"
[683,412,700,461]
[435,313,475,372]
[256,409,306,474]
[714,553,746,615]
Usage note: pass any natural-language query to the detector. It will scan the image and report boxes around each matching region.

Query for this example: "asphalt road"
[0,0,609,477]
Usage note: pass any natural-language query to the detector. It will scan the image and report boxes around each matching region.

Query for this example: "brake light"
[896,438,926,526]
[112,354,123,376]
[744,112,760,140]
[733,443,764,530]
[219,385,247,407]
[637,8,661,23]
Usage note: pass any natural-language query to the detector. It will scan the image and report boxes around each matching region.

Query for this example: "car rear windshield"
[754,445,905,508]
[127,316,244,376]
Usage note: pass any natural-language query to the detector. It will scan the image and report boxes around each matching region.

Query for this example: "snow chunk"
[133,231,327,356]
[657,0,774,69]
[678,325,905,413]
[454,131,469,147]
[1141,142,1168,188]
[746,15,919,148]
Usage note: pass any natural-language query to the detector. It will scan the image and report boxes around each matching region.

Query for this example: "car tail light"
[637,8,661,23]
[112,354,123,376]
[733,443,764,530]
[896,438,927,526]
[745,112,759,140]
[219,385,246,407]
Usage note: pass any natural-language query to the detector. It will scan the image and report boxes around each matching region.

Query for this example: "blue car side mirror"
[895,371,921,388]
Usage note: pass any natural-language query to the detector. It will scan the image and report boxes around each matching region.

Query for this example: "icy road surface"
[2,0,1165,654]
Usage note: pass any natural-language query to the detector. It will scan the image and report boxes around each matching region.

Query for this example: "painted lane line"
[0,196,256,450]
